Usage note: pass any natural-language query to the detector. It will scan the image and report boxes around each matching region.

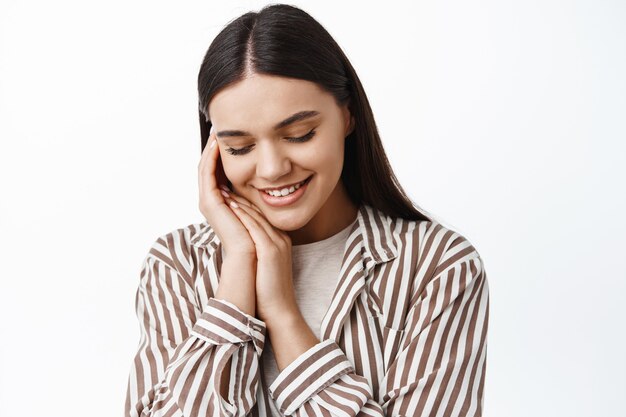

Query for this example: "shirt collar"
[188,202,398,264]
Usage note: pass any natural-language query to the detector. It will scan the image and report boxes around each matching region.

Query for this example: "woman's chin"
[263,209,309,232]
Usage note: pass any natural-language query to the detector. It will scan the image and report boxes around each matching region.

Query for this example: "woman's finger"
[198,126,222,204]
[221,190,253,208]
[230,203,276,248]
[246,201,264,214]
[219,186,263,213]
[221,187,264,214]
[232,201,285,246]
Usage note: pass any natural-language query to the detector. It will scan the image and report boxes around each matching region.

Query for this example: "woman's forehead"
[207,74,334,127]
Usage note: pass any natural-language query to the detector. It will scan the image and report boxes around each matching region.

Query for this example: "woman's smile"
[257,174,314,207]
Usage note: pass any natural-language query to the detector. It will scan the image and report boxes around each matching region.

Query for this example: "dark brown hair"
[197,4,432,222]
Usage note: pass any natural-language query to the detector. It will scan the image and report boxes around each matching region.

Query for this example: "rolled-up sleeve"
[124,255,266,417]
[268,339,370,416]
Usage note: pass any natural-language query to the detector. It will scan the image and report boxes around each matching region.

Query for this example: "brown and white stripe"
[124,203,489,417]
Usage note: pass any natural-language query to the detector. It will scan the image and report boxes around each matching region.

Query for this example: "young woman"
[124,4,489,417]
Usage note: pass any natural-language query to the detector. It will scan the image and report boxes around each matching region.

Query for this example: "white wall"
[0,1,624,416]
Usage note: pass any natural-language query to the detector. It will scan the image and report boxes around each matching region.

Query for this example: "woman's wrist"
[215,255,256,317]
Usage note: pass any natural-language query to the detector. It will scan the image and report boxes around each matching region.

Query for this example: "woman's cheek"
[301,143,329,165]
[221,158,247,188]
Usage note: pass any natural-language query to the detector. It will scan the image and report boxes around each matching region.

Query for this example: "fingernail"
[219,184,230,192]
[220,190,229,198]
[210,125,215,135]
[209,139,216,149]
[229,200,239,209]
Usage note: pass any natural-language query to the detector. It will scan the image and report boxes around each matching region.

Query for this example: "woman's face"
[207,73,355,241]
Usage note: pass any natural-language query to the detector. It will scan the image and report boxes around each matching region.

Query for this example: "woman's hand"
[198,126,261,317]
[223,192,300,324]
[198,126,257,258]
[225,192,321,374]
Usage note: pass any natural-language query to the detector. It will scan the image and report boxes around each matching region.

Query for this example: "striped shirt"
[124,203,490,417]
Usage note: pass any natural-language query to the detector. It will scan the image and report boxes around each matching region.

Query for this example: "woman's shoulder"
[385,212,486,279]
[365,205,488,322]
[141,219,219,276]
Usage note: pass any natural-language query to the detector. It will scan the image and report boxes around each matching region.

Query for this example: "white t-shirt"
[261,218,357,392]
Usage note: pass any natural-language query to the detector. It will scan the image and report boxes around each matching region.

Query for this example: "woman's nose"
[256,143,292,181]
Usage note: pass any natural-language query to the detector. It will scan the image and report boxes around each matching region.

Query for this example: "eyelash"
[225,129,316,156]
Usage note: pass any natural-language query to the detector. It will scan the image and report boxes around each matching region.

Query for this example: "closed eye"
[225,129,316,156]
[286,129,316,143]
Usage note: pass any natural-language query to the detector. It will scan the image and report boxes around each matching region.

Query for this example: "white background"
[1,1,624,416]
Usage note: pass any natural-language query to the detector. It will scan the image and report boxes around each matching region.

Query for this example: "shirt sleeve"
[124,254,267,417]
[267,255,489,417]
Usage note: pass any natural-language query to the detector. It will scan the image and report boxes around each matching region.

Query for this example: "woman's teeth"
[264,178,307,197]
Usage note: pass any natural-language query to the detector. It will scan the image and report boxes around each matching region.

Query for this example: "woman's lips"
[258,175,312,207]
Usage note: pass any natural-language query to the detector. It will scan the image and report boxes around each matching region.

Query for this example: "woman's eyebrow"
[216,110,320,139]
